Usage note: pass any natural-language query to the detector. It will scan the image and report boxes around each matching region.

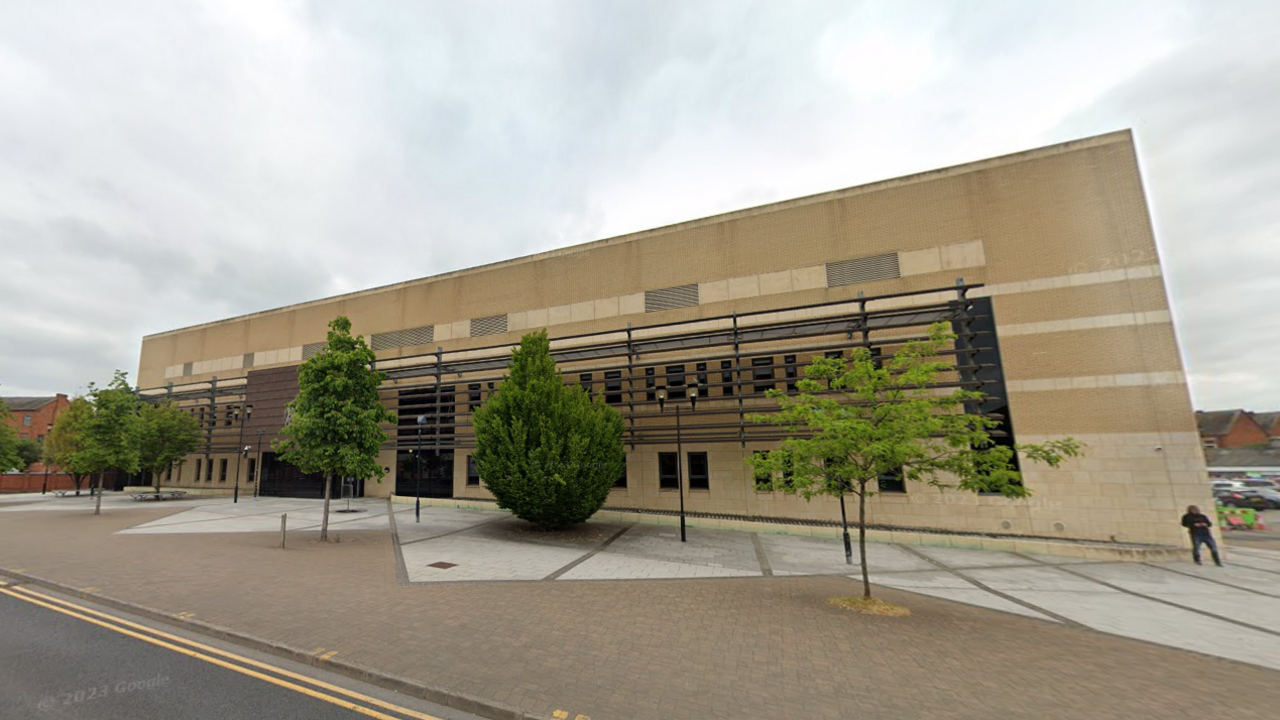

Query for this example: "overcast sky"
[1,1,1277,410]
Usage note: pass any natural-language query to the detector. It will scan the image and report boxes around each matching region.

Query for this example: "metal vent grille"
[182,362,193,376]
[302,343,325,360]
[471,315,508,337]
[242,353,254,369]
[645,284,700,313]
[825,253,901,288]
[371,325,434,351]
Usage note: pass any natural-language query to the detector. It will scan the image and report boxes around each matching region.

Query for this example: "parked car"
[1215,479,1280,507]
[1214,487,1274,510]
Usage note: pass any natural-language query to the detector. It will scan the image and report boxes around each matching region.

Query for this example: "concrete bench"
[129,491,188,502]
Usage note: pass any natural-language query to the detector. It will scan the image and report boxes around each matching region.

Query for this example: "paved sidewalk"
[1,498,1278,719]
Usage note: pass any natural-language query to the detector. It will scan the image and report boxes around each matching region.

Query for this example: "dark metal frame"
[139,283,1011,481]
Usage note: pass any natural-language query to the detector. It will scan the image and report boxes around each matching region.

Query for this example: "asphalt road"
[0,584,483,720]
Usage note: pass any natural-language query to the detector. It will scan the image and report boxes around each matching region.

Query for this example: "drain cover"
[427,561,457,569]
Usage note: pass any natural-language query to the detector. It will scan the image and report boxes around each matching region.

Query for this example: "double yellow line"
[0,581,442,720]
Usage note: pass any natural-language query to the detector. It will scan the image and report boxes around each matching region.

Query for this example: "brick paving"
[1,505,1279,720]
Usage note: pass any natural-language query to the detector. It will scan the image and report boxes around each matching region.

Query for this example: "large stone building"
[135,130,1210,548]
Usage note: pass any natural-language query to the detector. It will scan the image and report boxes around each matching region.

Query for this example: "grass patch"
[829,596,911,617]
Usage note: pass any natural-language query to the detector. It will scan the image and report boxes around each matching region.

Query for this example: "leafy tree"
[136,400,203,491]
[748,323,1082,599]
[16,438,42,470]
[473,330,625,529]
[275,316,394,541]
[44,396,94,495]
[82,371,142,515]
[0,399,20,473]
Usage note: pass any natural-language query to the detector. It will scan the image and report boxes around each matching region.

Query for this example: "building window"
[784,355,798,392]
[469,383,482,412]
[665,365,686,399]
[466,455,481,486]
[205,460,213,482]
[721,360,735,396]
[194,459,201,484]
[604,371,622,404]
[247,458,257,484]
[752,357,775,394]
[695,363,708,393]
[825,350,843,359]
[22,414,32,426]
[687,452,709,490]
[1202,438,1218,449]
[219,459,228,483]
[579,373,593,398]
[645,367,656,401]
[658,452,679,489]
[878,467,906,493]
[752,451,771,486]
[614,465,627,488]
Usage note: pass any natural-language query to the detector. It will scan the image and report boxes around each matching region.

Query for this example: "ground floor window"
[205,460,213,482]
[466,455,481,486]
[658,452,679,489]
[219,459,228,483]
[247,458,257,484]
[687,452,709,489]
[878,467,905,493]
[614,465,627,488]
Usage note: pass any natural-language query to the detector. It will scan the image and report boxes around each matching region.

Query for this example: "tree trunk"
[74,475,83,496]
[858,484,870,598]
[155,468,162,494]
[93,472,104,516]
[319,472,332,542]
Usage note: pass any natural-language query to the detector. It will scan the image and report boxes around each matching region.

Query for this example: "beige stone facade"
[136,130,1211,548]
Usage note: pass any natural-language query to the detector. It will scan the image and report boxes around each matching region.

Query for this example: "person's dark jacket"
[1181,512,1214,537]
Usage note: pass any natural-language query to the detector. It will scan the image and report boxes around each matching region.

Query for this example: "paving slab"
[759,533,934,574]
[870,570,1056,621]
[912,545,1031,568]
[560,553,759,580]
[600,524,762,573]
[400,533,589,582]
[1067,562,1280,634]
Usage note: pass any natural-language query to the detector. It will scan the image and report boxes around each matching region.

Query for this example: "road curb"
[0,567,539,720]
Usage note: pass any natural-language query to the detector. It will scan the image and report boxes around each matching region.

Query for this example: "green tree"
[16,438,42,470]
[44,396,94,495]
[136,400,203,492]
[82,371,142,515]
[748,323,1082,599]
[275,316,394,541]
[0,399,20,472]
[472,330,625,529]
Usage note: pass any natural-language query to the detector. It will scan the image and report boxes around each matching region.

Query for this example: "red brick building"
[1,394,70,444]
[1196,409,1272,449]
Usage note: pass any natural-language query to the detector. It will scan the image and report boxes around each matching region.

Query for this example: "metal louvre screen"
[645,284,699,312]
[242,353,254,369]
[470,315,508,337]
[825,253,901,288]
[372,325,435,351]
[302,343,325,360]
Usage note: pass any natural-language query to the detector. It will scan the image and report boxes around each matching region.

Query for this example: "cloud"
[0,0,1276,413]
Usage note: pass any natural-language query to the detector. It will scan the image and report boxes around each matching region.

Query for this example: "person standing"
[1180,505,1222,566]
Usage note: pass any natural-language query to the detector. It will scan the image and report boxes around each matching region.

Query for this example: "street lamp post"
[656,382,699,543]
[254,430,264,499]
[416,414,426,523]
[41,424,52,494]
[232,404,252,503]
